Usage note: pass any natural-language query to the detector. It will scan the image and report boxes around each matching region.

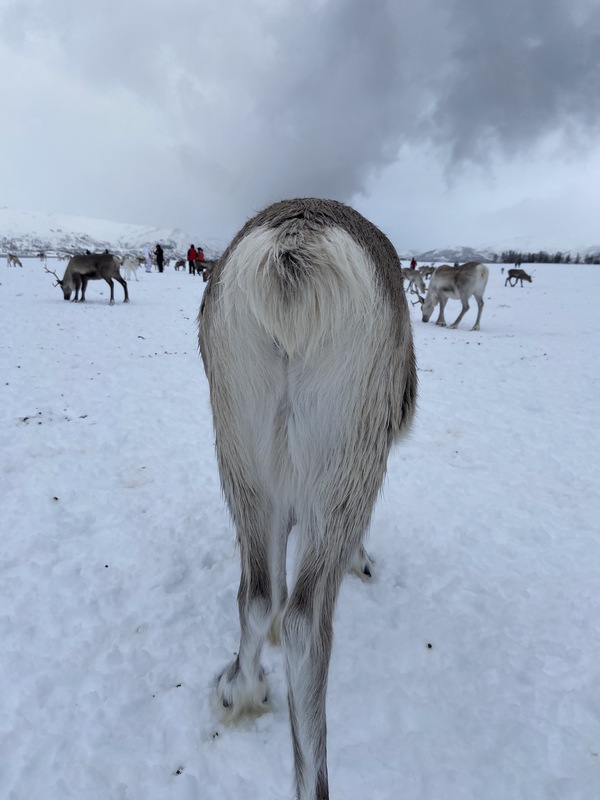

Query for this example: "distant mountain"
[407,245,496,264]
[2,206,598,265]
[0,207,222,259]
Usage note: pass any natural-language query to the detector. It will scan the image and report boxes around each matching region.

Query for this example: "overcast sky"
[1,0,599,253]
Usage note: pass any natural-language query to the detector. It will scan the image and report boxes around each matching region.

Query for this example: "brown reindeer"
[46,254,129,305]
[505,268,533,287]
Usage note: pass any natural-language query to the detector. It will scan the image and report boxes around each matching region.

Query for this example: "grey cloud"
[1,0,599,242]
[428,0,600,162]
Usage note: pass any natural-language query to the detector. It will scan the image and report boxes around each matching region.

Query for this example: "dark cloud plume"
[428,0,600,163]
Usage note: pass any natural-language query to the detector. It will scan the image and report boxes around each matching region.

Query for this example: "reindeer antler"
[411,291,425,306]
[44,265,62,286]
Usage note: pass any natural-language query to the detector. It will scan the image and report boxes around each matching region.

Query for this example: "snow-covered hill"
[410,245,496,264]
[2,205,598,265]
[0,207,223,259]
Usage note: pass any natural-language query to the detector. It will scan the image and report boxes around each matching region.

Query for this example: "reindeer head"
[417,292,436,322]
[44,266,70,300]
[410,291,427,316]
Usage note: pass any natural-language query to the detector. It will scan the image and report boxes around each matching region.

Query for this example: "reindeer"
[418,265,435,280]
[505,268,533,287]
[174,258,186,271]
[201,259,218,282]
[416,261,489,331]
[401,267,426,295]
[45,254,129,305]
[6,253,23,267]
[199,198,417,800]
[121,256,140,281]
[37,252,47,265]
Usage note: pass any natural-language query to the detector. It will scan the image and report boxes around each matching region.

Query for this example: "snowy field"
[1,258,599,800]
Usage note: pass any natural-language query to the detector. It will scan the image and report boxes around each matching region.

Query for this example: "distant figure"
[454,261,459,267]
[155,243,164,273]
[195,246,205,276]
[144,245,153,273]
[410,257,417,269]
[187,244,198,275]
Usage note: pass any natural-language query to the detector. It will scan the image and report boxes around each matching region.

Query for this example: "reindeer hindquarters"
[209,339,294,717]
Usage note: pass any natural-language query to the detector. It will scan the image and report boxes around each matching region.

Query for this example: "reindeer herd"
[4,249,217,303]
[5,246,534,322]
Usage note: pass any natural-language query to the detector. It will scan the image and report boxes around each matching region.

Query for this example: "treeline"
[499,250,600,265]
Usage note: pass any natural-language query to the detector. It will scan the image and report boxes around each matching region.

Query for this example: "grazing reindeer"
[45,254,129,305]
[6,253,23,267]
[37,252,47,265]
[505,268,533,287]
[418,262,489,331]
[199,198,417,800]
[401,267,426,295]
[174,258,186,271]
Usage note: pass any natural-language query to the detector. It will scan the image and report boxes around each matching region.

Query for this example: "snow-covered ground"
[1,259,598,800]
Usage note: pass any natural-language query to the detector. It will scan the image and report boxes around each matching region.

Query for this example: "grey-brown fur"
[199,198,416,800]
[49,254,129,304]
[505,268,533,287]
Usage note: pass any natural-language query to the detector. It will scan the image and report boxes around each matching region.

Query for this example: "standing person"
[410,257,417,269]
[155,243,164,273]
[195,245,205,277]
[144,244,153,273]
[187,244,198,275]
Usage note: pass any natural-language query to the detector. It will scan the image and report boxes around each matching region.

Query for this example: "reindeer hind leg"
[470,293,485,331]
[115,274,129,302]
[217,497,291,718]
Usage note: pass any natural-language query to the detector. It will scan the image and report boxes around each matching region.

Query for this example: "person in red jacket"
[187,244,197,274]
[410,257,417,269]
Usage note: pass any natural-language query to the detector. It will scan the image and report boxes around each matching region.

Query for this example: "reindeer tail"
[218,221,379,359]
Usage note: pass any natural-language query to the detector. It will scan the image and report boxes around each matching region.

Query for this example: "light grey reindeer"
[418,261,489,331]
[199,198,417,800]
[46,254,129,305]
